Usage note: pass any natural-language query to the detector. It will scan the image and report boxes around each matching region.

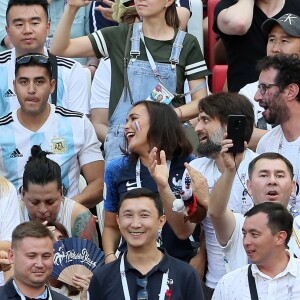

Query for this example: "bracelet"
[177,107,183,119]
[88,64,98,69]
[105,252,115,260]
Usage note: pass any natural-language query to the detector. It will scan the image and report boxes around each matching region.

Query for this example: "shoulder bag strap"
[123,24,134,105]
[248,264,259,300]
[48,51,58,106]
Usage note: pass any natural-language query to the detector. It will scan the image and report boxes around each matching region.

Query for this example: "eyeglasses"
[16,54,50,66]
[257,83,278,95]
[136,277,148,300]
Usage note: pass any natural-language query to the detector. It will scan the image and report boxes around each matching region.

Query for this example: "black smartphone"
[227,115,246,154]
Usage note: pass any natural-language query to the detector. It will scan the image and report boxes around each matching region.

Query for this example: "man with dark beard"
[149,92,257,299]
[256,54,300,215]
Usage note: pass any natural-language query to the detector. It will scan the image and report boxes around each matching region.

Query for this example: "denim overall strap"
[130,22,141,58]
[169,30,186,66]
[104,25,181,162]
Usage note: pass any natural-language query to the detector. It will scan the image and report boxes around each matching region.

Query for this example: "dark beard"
[197,128,224,158]
[265,93,289,125]
[197,139,222,158]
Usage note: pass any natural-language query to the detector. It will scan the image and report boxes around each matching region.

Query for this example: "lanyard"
[120,254,169,300]
[136,23,206,98]
[136,158,171,188]
[137,23,162,82]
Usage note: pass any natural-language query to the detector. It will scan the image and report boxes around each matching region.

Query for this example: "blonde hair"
[0,176,9,197]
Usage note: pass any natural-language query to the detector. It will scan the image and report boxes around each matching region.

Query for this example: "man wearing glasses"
[239,13,300,150]
[88,188,205,300]
[0,54,104,209]
[255,54,300,215]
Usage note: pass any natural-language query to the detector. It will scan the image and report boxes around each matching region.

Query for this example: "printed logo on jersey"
[3,89,16,98]
[51,137,67,154]
[10,148,23,158]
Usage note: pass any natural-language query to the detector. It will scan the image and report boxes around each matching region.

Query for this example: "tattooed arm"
[71,203,99,246]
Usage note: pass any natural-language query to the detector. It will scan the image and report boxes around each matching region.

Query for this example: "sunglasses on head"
[16,54,50,66]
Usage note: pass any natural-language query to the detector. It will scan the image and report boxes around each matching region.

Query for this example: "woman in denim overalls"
[50,0,209,161]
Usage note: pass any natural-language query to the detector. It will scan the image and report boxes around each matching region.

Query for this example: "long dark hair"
[165,2,179,29]
[123,101,192,162]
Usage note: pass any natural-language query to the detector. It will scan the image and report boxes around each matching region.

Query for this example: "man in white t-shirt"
[255,54,300,214]
[0,0,89,117]
[0,54,104,208]
[149,92,257,299]
[213,202,300,300]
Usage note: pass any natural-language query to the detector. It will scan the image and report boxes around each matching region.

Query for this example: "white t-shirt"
[257,125,300,212]
[239,81,272,130]
[182,149,257,288]
[90,57,111,110]
[0,181,20,286]
[0,48,90,116]
[212,253,300,300]
[0,104,103,198]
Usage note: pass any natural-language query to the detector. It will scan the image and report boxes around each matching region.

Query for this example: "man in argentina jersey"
[0,0,89,117]
[0,53,104,208]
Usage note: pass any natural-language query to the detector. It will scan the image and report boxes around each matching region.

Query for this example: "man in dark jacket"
[0,221,68,300]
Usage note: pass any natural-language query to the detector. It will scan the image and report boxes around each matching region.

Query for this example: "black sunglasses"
[136,277,148,300]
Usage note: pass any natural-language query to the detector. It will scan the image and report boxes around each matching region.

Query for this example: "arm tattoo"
[72,211,99,246]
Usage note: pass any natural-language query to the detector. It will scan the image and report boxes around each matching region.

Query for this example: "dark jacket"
[0,279,69,300]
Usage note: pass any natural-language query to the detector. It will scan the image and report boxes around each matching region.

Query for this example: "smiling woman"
[102,101,197,263]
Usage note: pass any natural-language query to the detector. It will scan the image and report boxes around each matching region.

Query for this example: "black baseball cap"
[262,13,300,37]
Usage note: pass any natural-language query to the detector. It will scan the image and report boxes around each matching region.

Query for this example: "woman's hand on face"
[148,147,170,189]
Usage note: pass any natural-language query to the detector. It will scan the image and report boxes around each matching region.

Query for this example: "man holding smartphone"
[148,92,257,299]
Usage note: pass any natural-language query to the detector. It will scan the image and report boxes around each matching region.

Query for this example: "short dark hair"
[6,0,49,24]
[198,92,254,143]
[123,101,192,161]
[118,188,164,217]
[12,221,54,249]
[15,53,53,79]
[257,54,300,101]
[248,152,293,179]
[245,202,293,246]
[22,145,62,193]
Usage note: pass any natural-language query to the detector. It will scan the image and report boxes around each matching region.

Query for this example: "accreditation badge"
[146,83,174,105]
[51,137,67,154]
